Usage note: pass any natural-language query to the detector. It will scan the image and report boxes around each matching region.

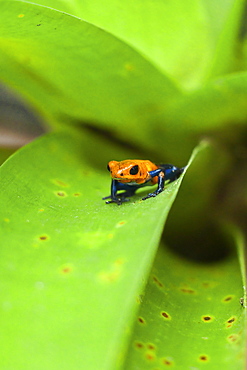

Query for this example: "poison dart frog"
[103,159,185,205]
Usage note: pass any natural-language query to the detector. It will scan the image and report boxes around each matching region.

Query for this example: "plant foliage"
[0,0,246,369]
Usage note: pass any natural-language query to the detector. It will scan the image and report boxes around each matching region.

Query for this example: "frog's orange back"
[107,159,159,184]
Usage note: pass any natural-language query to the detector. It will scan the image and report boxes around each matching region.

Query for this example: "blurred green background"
[0,0,246,368]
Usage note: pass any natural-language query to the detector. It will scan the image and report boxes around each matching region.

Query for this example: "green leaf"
[0,1,179,138]
[1,2,246,161]
[0,130,200,369]
[124,228,246,369]
[180,71,247,129]
[155,71,247,160]
[23,0,245,88]
[201,0,245,79]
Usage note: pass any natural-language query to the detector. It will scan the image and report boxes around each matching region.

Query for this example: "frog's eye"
[107,164,111,172]
[130,165,139,175]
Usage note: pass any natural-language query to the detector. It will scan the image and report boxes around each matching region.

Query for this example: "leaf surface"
[0,130,196,369]
[0,1,179,140]
[14,0,245,88]
[124,229,246,369]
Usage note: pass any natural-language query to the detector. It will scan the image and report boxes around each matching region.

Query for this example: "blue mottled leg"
[103,180,137,205]
[142,171,165,200]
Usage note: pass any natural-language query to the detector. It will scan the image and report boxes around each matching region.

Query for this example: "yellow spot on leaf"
[59,263,74,275]
[98,258,125,283]
[125,63,134,71]
[78,231,114,249]
[116,220,127,228]
[51,179,69,187]
[98,270,121,283]
[114,258,125,266]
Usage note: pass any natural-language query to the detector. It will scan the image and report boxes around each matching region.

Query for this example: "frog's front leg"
[103,180,135,205]
[142,170,165,200]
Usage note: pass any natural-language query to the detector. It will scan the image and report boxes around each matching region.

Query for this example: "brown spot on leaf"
[147,343,156,351]
[63,267,71,273]
[180,288,195,294]
[161,311,171,320]
[223,295,234,302]
[39,235,48,241]
[56,191,67,197]
[145,352,155,361]
[199,355,209,362]
[162,358,173,366]
[202,315,213,322]
[138,317,145,324]
[153,275,163,288]
[226,316,236,328]
[227,334,239,343]
[135,341,144,349]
